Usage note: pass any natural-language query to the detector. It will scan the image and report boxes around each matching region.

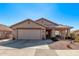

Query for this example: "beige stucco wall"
[0,31,12,39]
[12,20,45,30]
[51,29,55,37]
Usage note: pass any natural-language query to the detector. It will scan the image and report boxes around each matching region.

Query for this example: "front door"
[46,29,52,39]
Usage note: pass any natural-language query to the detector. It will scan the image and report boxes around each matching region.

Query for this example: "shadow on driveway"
[0,39,53,49]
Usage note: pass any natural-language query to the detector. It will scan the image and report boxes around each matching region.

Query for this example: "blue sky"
[0,3,79,30]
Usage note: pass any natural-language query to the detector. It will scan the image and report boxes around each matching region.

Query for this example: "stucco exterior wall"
[12,20,45,30]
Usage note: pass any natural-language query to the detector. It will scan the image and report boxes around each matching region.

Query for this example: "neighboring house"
[0,24,13,39]
[73,30,79,36]
[10,18,72,40]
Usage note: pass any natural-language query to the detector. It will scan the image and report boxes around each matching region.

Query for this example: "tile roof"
[0,24,13,32]
[35,18,72,29]
[10,18,73,29]
[10,19,46,28]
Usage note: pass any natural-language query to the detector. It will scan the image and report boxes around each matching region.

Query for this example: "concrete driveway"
[0,39,52,49]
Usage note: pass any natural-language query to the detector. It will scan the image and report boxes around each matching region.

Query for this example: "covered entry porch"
[46,26,72,39]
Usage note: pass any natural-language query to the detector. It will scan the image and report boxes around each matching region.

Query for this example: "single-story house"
[0,24,13,39]
[10,18,72,40]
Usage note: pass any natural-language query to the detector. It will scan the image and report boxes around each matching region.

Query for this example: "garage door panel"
[18,29,41,40]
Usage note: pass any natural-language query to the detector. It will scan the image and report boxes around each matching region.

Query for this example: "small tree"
[70,32,76,40]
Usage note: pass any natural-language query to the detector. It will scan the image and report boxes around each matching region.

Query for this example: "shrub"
[65,36,72,39]
[70,33,76,40]
[50,37,58,41]
[12,37,16,40]
[55,35,61,39]
[75,35,79,42]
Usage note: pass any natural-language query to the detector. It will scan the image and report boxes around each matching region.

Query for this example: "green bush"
[70,33,76,40]
[50,37,58,41]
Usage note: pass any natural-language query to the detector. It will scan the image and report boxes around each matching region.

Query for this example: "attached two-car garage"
[11,19,46,40]
[17,29,42,40]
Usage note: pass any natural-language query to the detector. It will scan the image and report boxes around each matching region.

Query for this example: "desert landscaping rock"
[68,42,79,49]
[48,40,71,50]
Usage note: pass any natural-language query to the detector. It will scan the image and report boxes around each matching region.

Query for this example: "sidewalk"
[56,50,79,56]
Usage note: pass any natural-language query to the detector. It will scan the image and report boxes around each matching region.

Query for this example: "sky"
[0,3,79,30]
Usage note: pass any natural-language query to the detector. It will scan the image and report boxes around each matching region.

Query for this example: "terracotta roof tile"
[0,24,13,32]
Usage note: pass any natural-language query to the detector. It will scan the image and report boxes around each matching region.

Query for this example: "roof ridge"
[35,18,59,26]
[10,18,32,27]
[10,18,46,28]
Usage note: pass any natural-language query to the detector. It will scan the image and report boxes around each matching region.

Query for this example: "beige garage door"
[17,29,42,40]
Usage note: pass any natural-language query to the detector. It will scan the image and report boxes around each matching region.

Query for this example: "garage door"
[17,29,42,40]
